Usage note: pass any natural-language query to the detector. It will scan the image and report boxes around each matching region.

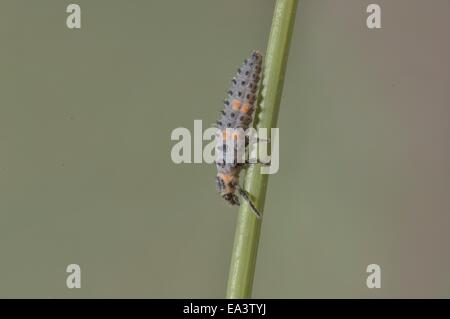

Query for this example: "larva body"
[215,51,263,216]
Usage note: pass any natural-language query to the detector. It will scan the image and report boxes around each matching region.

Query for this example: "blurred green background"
[1,0,449,298]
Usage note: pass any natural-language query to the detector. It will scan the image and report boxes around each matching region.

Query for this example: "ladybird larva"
[214,51,263,218]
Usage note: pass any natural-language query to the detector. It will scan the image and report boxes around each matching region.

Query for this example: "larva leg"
[245,159,271,166]
[237,187,262,218]
[246,136,271,144]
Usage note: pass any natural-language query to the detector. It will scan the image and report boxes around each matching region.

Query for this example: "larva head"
[215,173,240,206]
[222,192,240,206]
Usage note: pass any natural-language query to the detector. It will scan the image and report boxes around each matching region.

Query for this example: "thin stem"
[226,0,299,298]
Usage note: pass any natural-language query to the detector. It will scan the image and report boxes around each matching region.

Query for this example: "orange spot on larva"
[231,99,241,111]
[241,103,251,113]
[218,173,234,184]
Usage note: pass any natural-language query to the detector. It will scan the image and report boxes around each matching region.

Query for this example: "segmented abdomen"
[217,51,262,130]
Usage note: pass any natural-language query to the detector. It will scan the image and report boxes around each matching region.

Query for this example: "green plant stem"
[226,0,299,299]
